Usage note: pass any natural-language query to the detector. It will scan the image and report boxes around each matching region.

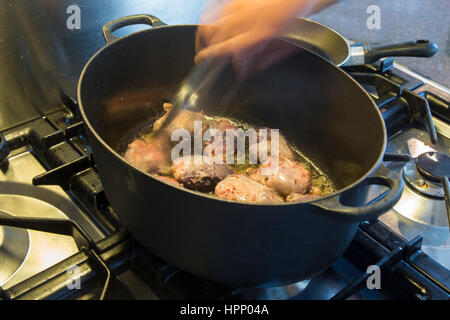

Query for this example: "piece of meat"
[153,102,173,132]
[309,186,322,195]
[203,118,239,163]
[286,186,323,203]
[172,155,232,192]
[153,102,206,135]
[248,129,294,163]
[123,138,171,174]
[203,133,237,163]
[155,175,183,187]
[248,156,311,196]
[208,118,237,132]
[286,192,320,203]
[215,174,284,204]
[278,134,295,160]
[203,138,230,162]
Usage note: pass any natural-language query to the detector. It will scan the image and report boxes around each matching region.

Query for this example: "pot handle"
[102,14,167,44]
[312,165,404,222]
[363,40,438,64]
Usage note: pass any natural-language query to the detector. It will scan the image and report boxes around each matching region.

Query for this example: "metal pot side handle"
[102,14,167,44]
[313,165,404,222]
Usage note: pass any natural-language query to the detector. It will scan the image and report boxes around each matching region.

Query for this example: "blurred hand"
[196,0,337,79]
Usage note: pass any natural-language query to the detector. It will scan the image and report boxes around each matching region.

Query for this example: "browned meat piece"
[286,192,320,203]
[203,138,230,162]
[249,156,311,196]
[286,186,323,203]
[203,134,237,163]
[155,175,183,187]
[123,138,171,175]
[215,174,284,204]
[203,118,238,163]
[207,118,237,132]
[248,129,294,163]
[172,155,232,192]
[153,102,173,132]
[278,135,295,160]
[309,186,322,195]
[153,102,206,135]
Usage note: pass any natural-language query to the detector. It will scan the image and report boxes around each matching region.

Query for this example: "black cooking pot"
[77,14,403,286]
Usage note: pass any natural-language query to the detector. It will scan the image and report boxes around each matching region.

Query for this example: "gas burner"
[235,279,311,300]
[396,151,449,227]
[403,158,445,199]
[416,152,450,183]
[0,212,30,286]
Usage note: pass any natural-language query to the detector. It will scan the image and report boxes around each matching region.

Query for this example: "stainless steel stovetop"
[0,61,448,300]
[374,63,449,269]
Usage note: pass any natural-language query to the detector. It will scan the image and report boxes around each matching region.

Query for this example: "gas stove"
[0,59,448,300]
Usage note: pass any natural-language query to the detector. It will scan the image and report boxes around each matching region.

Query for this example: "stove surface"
[379,126,449,269]
[0,151,105,289]
[375,65,449,269]
[0,61,448,300]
